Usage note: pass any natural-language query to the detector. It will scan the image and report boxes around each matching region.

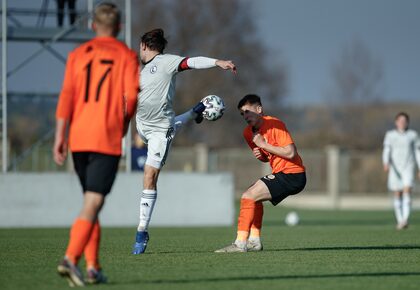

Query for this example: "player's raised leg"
[174,101,206,133]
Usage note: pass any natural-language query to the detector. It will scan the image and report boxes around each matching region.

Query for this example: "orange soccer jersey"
[243,115,305,174]
[56,36,139,155]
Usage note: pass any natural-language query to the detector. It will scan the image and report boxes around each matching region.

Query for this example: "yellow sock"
[250,227,261,238]
[236,230,249,242]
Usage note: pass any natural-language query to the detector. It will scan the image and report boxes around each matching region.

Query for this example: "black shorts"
[260,172,306,206]
[72,152,120,195]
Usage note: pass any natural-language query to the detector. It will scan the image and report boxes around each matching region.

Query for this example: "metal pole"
[2,0,8,173]
[326,145,340,209]
[87,0,93,29]
[125,0,132,172]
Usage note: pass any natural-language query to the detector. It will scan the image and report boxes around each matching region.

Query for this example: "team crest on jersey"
[150,65,157,74]
[263,174,276,180]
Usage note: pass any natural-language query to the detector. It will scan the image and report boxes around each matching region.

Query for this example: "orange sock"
[236,198,256,242]
[65,218,94,265]
[84,220,101,270]
[250,202,264,238]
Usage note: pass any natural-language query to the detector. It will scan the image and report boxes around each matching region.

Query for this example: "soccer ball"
[285,211,299,226]
[201,95,225,121]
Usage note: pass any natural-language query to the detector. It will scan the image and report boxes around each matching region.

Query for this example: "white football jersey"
[382,129,420,172]
[136,54,184,131]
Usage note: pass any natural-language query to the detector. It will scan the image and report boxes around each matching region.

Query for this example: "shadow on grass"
[267,245,420,252]
[264,219,394,227]
[122,272,420,285]
[130,245,420,255]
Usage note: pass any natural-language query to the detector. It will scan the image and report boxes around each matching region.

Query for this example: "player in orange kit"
[53,3,139,286]
[215,94,306,253]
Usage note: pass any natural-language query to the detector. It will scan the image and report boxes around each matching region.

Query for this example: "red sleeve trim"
[178,57,190,72]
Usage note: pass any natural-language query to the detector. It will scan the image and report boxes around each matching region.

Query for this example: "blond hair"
[94,2,121,33]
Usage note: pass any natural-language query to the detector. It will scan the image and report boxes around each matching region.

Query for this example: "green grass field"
[1,207,419,290]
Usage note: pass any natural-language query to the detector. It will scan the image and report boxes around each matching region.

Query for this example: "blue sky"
[4,0,420,106]
[256,0,420,105]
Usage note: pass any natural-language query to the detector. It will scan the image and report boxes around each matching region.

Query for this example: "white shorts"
[137,125,175,170]
[387,166,415,191]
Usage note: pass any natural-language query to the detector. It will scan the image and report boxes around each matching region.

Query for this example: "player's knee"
[143,171,158,190]
[241,190,257,200]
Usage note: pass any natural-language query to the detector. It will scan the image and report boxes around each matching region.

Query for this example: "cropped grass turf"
[1,207,419,290]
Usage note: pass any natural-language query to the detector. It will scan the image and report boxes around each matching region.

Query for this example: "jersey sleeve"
[271,121,294,147]
[382,131,391,165]
[123,49,140,119]
[56,52,75,120]
[163,54,185,74]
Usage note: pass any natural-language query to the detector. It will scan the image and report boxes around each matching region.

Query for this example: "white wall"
[0,172,234,227]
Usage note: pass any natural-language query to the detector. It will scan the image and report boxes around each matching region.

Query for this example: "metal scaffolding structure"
[1,0,7,173]
[1,0,133,173]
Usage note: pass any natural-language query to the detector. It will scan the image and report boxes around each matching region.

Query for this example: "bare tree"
[319,39,386,148]
[131,0,288,147]
[327,39,384,104]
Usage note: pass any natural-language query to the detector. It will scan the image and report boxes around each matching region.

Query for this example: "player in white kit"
[132,29,237,254]
[382,112,420,230]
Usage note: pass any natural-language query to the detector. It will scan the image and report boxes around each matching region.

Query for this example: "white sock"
[402,192,411,223]
[137,189,157,232]
[248,236,261,243]
[234,240,247,248]
[393,196,403,224]
[174,110,195,132]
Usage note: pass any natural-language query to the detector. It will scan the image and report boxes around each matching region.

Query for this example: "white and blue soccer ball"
[285,211,299,226]
[201,95,225,121]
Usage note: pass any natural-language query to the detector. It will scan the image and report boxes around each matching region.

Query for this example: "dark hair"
[237,94,262,109]
[141,28,167,53]
[395,112,409,122]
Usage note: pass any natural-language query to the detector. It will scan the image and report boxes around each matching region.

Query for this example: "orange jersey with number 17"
[56,36,139,155]
[243,115,305,174]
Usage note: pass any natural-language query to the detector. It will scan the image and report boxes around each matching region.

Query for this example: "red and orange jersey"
[56,36,139,155]
[243,115,305,174]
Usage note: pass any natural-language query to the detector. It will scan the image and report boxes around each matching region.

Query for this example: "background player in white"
[383,112,420,230]
[132,28,236,254]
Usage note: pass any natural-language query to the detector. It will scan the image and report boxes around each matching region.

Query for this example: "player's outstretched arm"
[181,57,236,74]
[215,60,237,74]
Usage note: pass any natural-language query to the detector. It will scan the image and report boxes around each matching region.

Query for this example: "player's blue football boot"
[132,231,149,254]
[192,102,206,124]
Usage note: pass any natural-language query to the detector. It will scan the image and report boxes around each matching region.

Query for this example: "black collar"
[144,53,161,65]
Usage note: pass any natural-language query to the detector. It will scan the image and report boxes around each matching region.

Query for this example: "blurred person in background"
[57,0,77,27]
[383,112,420,230]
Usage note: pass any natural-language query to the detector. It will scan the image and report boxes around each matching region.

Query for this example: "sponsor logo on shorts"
[150,65,157,74]
[263,174,276,180]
